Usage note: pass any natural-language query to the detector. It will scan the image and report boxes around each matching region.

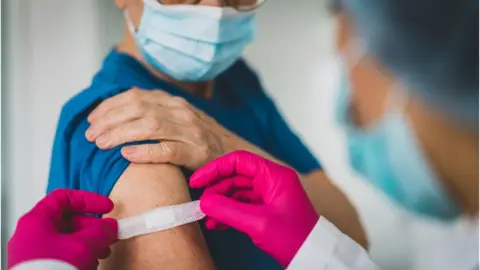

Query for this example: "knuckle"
[160,143,175,158]
[72,241,91,257]
[146,145,155,158]
[198,144,210,159]
[144,117,161,135]
[17,213,33,226]
[182,110,197,123]
[284,167,298,180]
[170,96,188,107]
[191,127,204,140]
[128,88,143,100]
[131,101,146,115]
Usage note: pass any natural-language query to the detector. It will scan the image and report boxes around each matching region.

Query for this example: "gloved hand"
[8,189,118,270]
[190,151,319,268]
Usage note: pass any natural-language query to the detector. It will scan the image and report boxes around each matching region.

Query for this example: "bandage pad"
[118,200,206,240]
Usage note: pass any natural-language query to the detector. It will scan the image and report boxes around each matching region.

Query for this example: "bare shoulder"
[100,163,215,270]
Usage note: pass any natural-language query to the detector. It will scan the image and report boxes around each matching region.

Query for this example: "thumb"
[75,218,118,254]
[200,194,265,238]
[122,142,184,165]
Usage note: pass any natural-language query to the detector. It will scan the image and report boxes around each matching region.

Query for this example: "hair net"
[343,0,479,127]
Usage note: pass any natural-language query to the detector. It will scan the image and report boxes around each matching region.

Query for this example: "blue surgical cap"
[343,0,479,127]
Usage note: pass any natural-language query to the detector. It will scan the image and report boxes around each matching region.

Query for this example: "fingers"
[33,189,114,222]
[121,142,183,164]
[231,190,262,204]
[200,193,264,237]
[86,103,186,143]
[93,118,185,149]
[75,218,118,258]
[88,88,144,122]
[86,101,155,142]
[203,190,261,231]
[88,89,172,123]
[200,175,253,197]
[190,151,267,188]
[72,215,97,230]
[205,218,229,231]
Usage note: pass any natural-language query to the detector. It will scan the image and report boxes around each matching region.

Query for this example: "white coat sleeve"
[11,260,77,270]
[287,217,379,270]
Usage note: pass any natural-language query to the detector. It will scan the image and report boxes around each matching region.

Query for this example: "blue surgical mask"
[126,0,256,82]
[335,64,460,221]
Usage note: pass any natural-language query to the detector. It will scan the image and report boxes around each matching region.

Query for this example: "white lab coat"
[288,217,479,270]
[11,217,478,270]
[288,217,379,270]
[11,260,76,270]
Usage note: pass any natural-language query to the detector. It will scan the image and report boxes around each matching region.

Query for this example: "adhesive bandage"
[117,200,206,240]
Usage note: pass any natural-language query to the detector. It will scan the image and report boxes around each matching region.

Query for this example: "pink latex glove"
[190,151,319,268]
[8,189,118,270]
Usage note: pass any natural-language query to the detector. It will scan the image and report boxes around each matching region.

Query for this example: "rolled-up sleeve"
[288,217,379,270]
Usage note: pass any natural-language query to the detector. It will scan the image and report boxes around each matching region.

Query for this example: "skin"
[98,1,231,269]
[89,0,371,255]
[100,164,215,269]
[336,12,479,215]
[92,8,478,266]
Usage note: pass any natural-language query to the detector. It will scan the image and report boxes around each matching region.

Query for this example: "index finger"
[88,88,148,122]
[33,189,114,222]
[89,88,174,122]
[190,151,266,188]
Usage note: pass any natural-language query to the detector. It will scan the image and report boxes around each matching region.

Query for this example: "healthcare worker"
[187,0,479,267]
[85,0,478,268]
[7,189,118,270]
[190,151,378,269]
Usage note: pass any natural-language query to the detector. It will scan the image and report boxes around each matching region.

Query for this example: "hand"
[86,88,234,170]
[190,151,319,268]
[8,189,118,270]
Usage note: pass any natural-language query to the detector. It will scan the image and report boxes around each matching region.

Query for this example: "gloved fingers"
[202,188,262,231]
[96,247,112,260]
[32,189,114,224]
[200,193,265,237]
[202,175,253,197]
[205,218,230,231]
[72,215,104,231]
[74,218,118,255]
[190,151,267,188]
[232,190,263,204]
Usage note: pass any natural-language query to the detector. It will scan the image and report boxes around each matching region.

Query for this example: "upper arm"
[100,163,215,270]
[48,111,214,269]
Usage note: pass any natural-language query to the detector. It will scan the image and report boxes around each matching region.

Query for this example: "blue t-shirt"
[47,50,321,270]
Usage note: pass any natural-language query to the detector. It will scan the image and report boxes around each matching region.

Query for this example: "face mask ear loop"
[124,9,137,34]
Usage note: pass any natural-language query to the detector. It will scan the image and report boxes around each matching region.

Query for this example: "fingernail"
[189,173,199,186]
[85,128,97,140]
[122,147,137,155]
[97,135,110,147]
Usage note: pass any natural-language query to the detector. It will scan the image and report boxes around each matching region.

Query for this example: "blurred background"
[2,0,468,269]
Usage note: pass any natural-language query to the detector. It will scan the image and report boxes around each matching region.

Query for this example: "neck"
[409,99,479,216]
[117,28,214,99]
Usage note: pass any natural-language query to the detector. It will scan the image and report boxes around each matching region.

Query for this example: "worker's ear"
[114,0,127,9]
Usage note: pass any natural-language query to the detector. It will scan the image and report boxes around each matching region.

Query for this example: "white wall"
[3,1,462,269]
[3,0,105,239]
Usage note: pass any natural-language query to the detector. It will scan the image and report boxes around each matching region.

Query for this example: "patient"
[47,0,363,269]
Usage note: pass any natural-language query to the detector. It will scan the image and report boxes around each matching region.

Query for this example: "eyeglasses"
[160,0,267,12]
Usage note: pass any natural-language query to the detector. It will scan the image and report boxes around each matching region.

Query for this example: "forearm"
[222,131,289,167]
[224,135,368,249]
[301,171,369,249]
